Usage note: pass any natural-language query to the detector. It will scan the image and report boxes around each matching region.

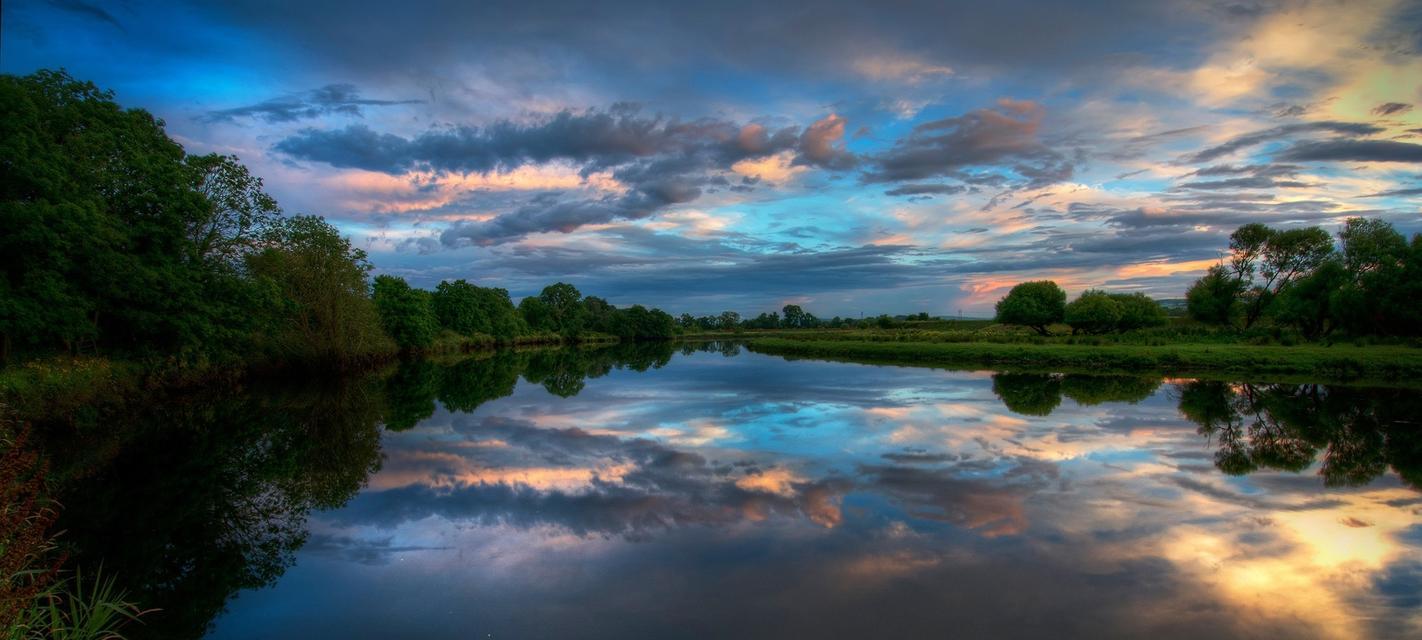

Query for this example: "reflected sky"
[207,347,1421,639]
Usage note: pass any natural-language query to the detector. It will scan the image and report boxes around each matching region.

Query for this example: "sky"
[3,0,1421,315]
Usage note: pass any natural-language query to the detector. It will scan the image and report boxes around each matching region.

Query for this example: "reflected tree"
[44,377,384,639]
[991,374,1062,416]
[1176,381,1422,488]
[991,373,1161,416]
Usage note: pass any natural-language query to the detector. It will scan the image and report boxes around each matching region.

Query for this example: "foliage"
[373,276,438,350]
[1186,264,1245,325]
[994,281,1066,336]
[1184,218,1422,337]
[244,216,394,364]
[1064,290,1121,335]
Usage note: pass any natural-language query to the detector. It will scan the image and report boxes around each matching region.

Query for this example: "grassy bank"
[745,337,1422,383]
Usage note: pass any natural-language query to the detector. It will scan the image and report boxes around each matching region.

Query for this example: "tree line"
[994,281,1168,336]
[0,71,678,368]
[990,217,1420,339]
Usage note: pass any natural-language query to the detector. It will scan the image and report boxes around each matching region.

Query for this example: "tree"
[1110,292,1167,332]
[1223,224,1335,328]
[718,311,740,330]
[1186,264,1245,325]
[781,304,806,328]
[1064,290,1121,335]
[432,280,486,335]
[538,283,585,336]
[994,281,1065,336]
[244,216,394,364]
[184,154,280,267]
[372,275,437,349]
[1271,260,1347,339]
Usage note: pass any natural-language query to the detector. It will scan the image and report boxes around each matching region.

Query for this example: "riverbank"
[743,337,1422,383]
[0,332,632,425]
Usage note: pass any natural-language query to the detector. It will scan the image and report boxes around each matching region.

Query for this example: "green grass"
[745,338,1422,383]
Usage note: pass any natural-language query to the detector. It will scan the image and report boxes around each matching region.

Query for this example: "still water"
[49,342,1421,638]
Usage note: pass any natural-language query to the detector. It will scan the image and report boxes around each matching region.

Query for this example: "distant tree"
[538,282,585,336]
[994,281,1066,336]
[781,304,806,328]
[372,275,437,349]
[874,314,895,329]
[1186,264,1245,325]
[1064,290,1121,335]
[1110,292,1168,332]
[432,280,486,335]
[718,311,740,330]
[582,296,616,334]
[743,312,779,329]
[517,296,553,332]
[678,313,697,329]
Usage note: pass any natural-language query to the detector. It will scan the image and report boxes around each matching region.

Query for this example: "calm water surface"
[50,343,1422,638]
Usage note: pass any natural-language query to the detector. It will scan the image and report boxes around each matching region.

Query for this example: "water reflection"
[34,342,1422,638]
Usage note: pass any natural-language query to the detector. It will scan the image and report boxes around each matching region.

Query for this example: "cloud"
[864,99,1072,188]
[1372,102,1413,116]
[884,183,967,197]
[203,83,423,123]
[277,105,859,244]
[1175,164,1310,190]
[1183,122,1383,163]
[795,114,858,170]
[45,0,123,30]
[1361,186,1422,198]
[1275,140,1422,163]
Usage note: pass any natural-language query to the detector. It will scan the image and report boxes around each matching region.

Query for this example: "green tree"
[1110,292,1167,332]
[1186,264,1245,325]
[994,281,1065,336]
[0,70,233,361]
[538,283,586,337]
[1271,260,1347,339]
[1064,290,1121,335]
[372,275,438,349]
[432,280,486,335]
[781,304,806,328]
[245,216,394,364]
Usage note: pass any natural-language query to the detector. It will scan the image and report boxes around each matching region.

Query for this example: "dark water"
[45,342,1422,638]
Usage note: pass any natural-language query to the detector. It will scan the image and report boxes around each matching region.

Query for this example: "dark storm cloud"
[1274,140,1422,163]
[1183,122,1383,163]
[864,99,1073,188]
[275,104,796,174]
[884,183,968,197]
[202,84,423,123]
[1372,102,1413,117]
